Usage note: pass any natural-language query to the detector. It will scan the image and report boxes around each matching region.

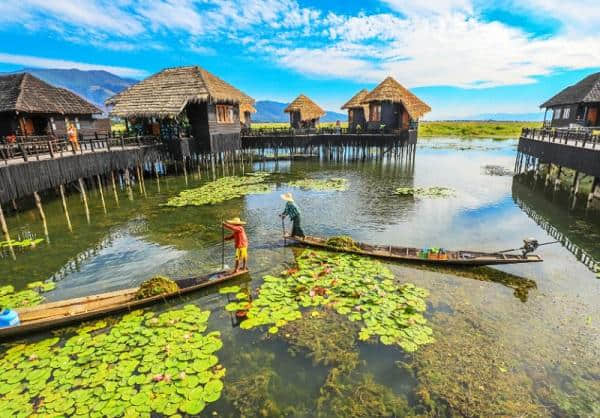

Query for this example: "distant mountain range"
[253,100,347,123]
[2,68,137,113]
[1,68,545,122]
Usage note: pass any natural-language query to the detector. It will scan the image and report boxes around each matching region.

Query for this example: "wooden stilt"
[96,175,107,214]
[570,172,581,210]
[59,184,73,232]
[111,171,120,207]
[78,178,91,224]
[182,158,189,186]
[155,162,161,192]
[33,191,50,242]
[211,153,216,181]
[587,177,599,210]
[0,203,16,260]
[124,168,134,201]
[139,164,147,197]
[554,166,562,192]
[136,165,144,195]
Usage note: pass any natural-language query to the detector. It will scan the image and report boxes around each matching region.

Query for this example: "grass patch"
[419,121,541,138]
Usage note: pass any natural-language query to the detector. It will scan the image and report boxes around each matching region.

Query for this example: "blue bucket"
[0,309,20,328]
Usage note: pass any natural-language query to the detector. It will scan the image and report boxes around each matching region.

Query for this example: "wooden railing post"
[47,140,54,158]
[120,134,125,149]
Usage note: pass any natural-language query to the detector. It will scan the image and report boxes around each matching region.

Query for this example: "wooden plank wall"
[518,137,600,177]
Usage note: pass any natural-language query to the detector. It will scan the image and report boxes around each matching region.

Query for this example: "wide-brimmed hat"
[226,217,246,225]
[280,192,294,202]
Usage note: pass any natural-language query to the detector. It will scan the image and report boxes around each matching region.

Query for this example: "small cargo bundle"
[135,276,179,300]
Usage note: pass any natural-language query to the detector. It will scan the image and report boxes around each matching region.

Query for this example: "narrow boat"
[285,235,543,266]
[0,269,248,341]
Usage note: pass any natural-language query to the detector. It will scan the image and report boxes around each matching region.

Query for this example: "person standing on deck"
[280,193,305,237]
[67,123,79,151]
[223,218,248,273]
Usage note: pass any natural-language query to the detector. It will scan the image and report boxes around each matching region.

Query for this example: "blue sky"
[0,0,599,119]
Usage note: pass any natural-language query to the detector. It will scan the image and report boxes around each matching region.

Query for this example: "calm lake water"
[1,137,599,417]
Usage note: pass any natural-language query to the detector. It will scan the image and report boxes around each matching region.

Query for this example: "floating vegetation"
[0,238,44,249]
[325,236,361,252]
[287,178,348,192]
[394,186,455,198]
[135,276,179,299]
[0,285,45,309]
[482,164,513,176]
[165,173,273,207]
[218,285,241,294]
[26,281,56,292]
[0,305,225,416]
[317,369,413,418]
[234,249,433,352]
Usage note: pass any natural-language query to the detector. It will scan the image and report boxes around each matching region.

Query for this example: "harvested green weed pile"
[165,173,272,207]
[394,186,455,198]
[228,249,433,352]
[0,283,54,309]
[287,178,348,191]
[325,236,361,252]
[0,306,225,416]
[135,276,179,299]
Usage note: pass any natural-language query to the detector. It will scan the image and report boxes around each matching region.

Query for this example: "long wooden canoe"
[286,235,543,266]
[0,269,249,341]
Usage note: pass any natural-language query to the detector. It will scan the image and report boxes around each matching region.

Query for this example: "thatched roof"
[341,88,369,116]
[106,66,254,118]
[362,77,431,119]
[0,73,101,115]
[541,72,600,108]
[284,94,325,121]
[240,93,256,114]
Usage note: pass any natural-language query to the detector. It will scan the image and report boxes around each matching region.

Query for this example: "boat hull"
[285,236,543,266]
[0,270,248,341]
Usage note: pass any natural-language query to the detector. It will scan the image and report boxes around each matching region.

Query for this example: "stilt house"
[240,95,256,129]
[540,72,600,128]
[361,77,430,132]
[106,66,255,153]
[341,89,369,132]
[284,95,325,129]
[0,73,102,137]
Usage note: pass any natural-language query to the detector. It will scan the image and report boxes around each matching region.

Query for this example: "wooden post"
[197,159,202,181]
[211,153,216,181]
[155,161,161,192]
[136,165,144,195]
[59,184,73,232]
[554,166,562,192]
[124,168,134,201]
[33,191,50,242]
[570,172,581,210]
[96,175,107,214]
[78,178,91,224]
[587,177,599,210]
[0,203,16,260]
[182,158,189,186]
[111,171,120,207]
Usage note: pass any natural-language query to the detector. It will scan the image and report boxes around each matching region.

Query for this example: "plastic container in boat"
[0,309,19,328]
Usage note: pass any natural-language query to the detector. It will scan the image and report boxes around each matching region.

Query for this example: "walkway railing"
[242,126,410,137]
[521,127,600,150]
[0,133,161,165]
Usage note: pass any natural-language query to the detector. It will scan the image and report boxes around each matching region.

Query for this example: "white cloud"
[382,0,473,16]
[0,53,147,78]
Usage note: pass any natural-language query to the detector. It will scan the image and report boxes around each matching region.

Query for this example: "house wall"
[207,102,241,153]
[0,112,18,136]
[367,102,401,130]
[549,105,579,128]
[348,108,366,130]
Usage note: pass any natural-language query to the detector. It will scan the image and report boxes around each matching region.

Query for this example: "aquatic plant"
[325,236,361,252]
[0,305,225,416]
[317,368,413,417]
[165,173,273,207]
[482,164,513,176]
[135,276,179,299]
[287,178,348,192]
[281,310,361,372]
[0,238,44,249]
[394,186,455,198]
[218,285,241,294]
[0,284,46,309]
[234,249,433,352]
[410,312,544,417]
[26,281,56,292]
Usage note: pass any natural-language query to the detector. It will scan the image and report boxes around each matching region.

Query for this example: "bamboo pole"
[111,171,120,207]
[182,158,189,186]
[59,184,73,232]
[139,164,147,197]
[155,161,161,193]
[78,178,91,224]
[96,175,107,214]
[33,191,50,242]
[0,203,16,260]
[124,168,134,201]
[136,165,144,195]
